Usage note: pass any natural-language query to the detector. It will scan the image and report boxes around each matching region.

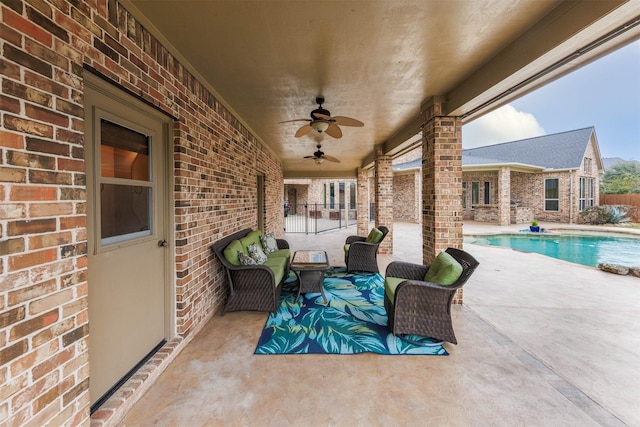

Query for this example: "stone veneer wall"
[0,1,283,426]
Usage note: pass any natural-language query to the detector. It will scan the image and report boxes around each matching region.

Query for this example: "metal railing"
[285,203,359,234]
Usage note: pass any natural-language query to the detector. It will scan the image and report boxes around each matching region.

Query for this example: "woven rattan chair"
[384,247,479,344]
[344,226,389,273]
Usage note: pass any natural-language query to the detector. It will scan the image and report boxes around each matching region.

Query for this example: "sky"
[462,39,640,161]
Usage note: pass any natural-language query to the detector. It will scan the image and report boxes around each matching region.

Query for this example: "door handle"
[158,240,168,247]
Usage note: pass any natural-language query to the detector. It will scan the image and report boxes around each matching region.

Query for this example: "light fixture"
[310,120,330,133]
[314,157,324,164]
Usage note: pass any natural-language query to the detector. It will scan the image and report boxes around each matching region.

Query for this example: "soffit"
[125,0,639,178]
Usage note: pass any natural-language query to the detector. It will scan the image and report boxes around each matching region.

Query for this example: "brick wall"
[463,166,599,224]
[374,149,393,254]
[393,172,419,222]
[1,1,283,426]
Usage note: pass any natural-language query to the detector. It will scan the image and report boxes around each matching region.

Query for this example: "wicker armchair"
[344,226,389,273]
[384,247,479,344]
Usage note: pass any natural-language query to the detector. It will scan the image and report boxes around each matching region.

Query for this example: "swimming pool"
[464,232,640,268]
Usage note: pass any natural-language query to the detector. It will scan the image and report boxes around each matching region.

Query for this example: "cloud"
[462,104,545,148]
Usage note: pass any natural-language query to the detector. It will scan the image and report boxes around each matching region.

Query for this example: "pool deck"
[119,221,640,426]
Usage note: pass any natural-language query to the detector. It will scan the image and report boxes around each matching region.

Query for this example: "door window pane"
[101,119,150,180]
[101,184,150,239]
[100,119,153,245]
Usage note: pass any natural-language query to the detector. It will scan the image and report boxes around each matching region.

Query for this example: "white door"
[85,77,169,407]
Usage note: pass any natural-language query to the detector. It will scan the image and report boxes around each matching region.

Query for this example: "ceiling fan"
[304,144,340,164]
[286,97,364,139]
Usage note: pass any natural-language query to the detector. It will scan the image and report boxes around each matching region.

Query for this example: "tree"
[600,162,640,194]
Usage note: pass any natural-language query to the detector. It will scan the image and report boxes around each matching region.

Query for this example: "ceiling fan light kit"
[304,144,340,164]
[289,97,364,139]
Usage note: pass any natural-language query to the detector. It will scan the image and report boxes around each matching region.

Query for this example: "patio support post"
[498,167,511,226]
[356,167,370,236]
[374,146,393,254]
[421,96,463,303]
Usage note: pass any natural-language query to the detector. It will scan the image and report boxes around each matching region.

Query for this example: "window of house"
[545,178,559,211]
[579,177,595,211]
[462,182,467,208]
[349,182,356,209]
[339,182,345,209]
[323,183,327,208]
[484,181,490,204]
[329,183,335,209]
[471,181,479,205]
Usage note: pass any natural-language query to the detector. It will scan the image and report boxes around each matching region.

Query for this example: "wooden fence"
[600,194,640,221]
[600,194,640,207]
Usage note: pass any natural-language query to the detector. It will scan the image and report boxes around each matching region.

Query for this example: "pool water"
[465,232,640,268]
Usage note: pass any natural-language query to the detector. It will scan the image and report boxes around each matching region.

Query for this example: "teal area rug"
[255,268,448,355]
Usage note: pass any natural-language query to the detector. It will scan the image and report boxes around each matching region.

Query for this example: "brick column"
[374,146,393,254]
[498,167,511,226]
[421,97,463,302]
[356,167,369,236]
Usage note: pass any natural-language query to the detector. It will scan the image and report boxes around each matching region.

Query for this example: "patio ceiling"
[124,0,640,178]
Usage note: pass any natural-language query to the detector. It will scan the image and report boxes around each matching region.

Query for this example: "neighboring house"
[394,127,604,224]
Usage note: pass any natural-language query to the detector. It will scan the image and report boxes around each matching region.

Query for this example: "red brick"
[0,166,26,183]
[28,231,73,250]
[2,7,53,47]
[3,44,52,78]
[0,21,22,46]
[0,306,26,329]
[57,158,84,172]
[29,289,73,316]
[10,309,59,341]
[32,346,74,380]
[23,70,68,98]
[0,130,24,149]
[28,202,74,217]
[0,237,25,256]
[29,170,73,185]
[0,340,28,368]
[5,150,56,170]
[9,186,57,202]
[59,215,85,230]
[25,104,69,128]
[8,248,58,272]
[3,115,54,138]
[62,324,88,348]
[0,93,21,114]
[2,79,53,107]
[8,218,57,236]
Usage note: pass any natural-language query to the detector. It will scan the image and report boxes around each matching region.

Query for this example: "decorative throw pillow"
[260,233,279,254]
[238,251,258,266]
[424,251,463,286]
[247,243,267,264]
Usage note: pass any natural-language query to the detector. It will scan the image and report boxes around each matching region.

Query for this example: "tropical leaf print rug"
[255,268,448,355]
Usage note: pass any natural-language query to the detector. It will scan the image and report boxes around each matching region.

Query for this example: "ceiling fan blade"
[303,155,316,159]
[323,154,340,163]
[314,113,332,121]
[295,124,313,137]
[332,116,364,127]
[324,123,342,139]
[280,118,311,124]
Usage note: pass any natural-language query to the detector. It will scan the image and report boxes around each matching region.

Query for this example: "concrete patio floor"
[119,222,640,426]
